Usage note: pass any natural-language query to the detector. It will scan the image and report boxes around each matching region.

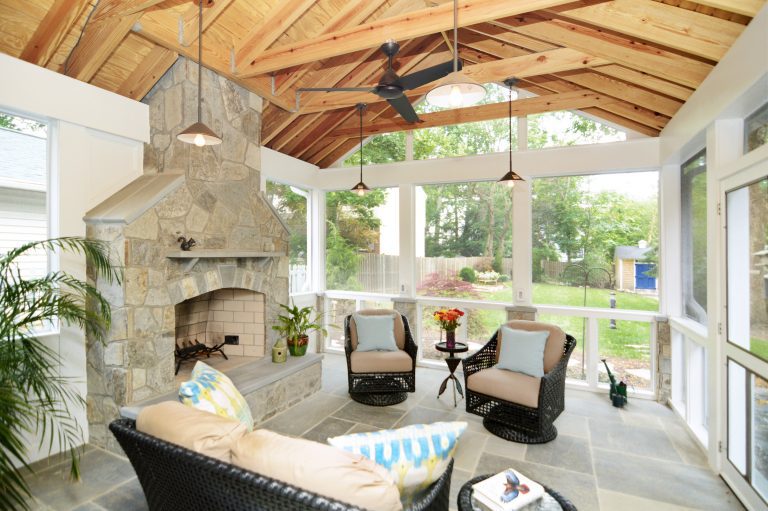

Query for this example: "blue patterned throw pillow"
[179,361,254,430]
[328,421,467,500]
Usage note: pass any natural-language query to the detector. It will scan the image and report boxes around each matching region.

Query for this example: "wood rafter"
[234,0,316,68]
[90,0,168,22]
[19,0,91,66]
[492,15,714,89]
[180,0,234,47]
[273,0,393,95]
[549,0,744,61]
[237,0,580,77]
[690,0,765,17]
[133,13,294,111]
[65,4,140,81]
[330,90,612,137]
[116,45,177,100]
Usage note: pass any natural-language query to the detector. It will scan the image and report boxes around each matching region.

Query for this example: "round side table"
[435,341,468,407]
[457,474,577,511]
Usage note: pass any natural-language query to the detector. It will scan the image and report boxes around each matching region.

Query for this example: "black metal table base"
[438,356,464,407]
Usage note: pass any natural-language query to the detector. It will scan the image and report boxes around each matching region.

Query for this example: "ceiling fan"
[296,40,459,123]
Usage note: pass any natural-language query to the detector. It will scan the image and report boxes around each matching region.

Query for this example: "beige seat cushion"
[136,401,248,462]
[350,350,412,373]
[350,309,406,350]
[497,320,567,373]
[232,429,403,511]
[467,368,541,409]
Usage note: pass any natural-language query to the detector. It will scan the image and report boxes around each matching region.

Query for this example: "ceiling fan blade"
[297,87,374,92]
[387,95,420,123]
[399,60,461,91]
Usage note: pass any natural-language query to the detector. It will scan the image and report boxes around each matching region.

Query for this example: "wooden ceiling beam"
[295,48,608,113]
[116,45,178,100]
[329,90,612,138]
[524,74,668,131]
[493,15,713,89]
[554,70,683,117]
[65,5,141,82]
[180,0,234,47]
[592,64,694,102]
[549,0,744,61]
[133,14,294,112]
[20,0,91,67]
[263,105,301,145]
[274,0,398,95]
[689,0,765,17]
[90,0,168,22]
[234,0,317,68]
[464,23,559,52]
[237,0,582,77]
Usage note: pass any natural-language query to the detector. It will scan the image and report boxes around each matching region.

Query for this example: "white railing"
[322,291,659,398]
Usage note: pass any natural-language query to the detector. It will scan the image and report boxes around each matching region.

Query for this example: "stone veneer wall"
[85,58,289,449]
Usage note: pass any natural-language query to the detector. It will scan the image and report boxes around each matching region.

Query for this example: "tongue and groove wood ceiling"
[0,0,762,168]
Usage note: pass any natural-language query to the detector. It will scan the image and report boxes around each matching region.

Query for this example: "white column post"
[399,183,416,298]
[312,188,326,293]
[512,179,532,305]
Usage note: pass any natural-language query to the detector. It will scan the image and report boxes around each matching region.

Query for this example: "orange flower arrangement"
[433,308,465,332]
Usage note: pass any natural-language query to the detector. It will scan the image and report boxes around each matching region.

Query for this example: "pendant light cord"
[508,82,512,171]
[197,0,203,123]
[359,105,364,182]
[452,0,458,73]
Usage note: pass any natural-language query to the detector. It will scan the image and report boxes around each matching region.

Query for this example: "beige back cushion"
[232,429,403,511]
[136,401,248,463]
[496,320,567,373]
[349,309,405,351]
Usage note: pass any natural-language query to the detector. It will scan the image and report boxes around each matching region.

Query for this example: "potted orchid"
[433,308,465,349]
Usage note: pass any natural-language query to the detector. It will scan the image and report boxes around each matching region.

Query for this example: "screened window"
[745,103,768,153]
[325,187,399,294]
[415,182,513,298]
[0,113,48,280]
[527,111,626,149]
[681,150,707,325]
[266,181,310,294]
[343,132,405,166]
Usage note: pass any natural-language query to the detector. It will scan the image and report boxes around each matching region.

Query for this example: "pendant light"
[351,103,370,196]
[498,78,524,188]
[426,0,485,109]
[177,0,222,147]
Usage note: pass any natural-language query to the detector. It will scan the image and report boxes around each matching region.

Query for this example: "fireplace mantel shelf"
[166,250,286,271]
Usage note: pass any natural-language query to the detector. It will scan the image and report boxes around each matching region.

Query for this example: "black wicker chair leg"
[350,391,407,406]
[482,417,558,444]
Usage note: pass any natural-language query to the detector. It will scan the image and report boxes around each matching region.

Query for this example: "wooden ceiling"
[0,0,762,168]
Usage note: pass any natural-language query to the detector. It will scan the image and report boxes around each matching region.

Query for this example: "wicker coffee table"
[458,474,577,511]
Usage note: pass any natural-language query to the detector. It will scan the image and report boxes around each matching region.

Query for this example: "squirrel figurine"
[177,236,196,251]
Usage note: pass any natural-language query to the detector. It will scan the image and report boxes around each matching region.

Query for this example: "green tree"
[266,182,308,264]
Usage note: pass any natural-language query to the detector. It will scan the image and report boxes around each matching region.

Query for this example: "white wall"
[0,54,147,461]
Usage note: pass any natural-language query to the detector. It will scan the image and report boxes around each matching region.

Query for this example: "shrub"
[499,274,510,282]
[459,267,476,283]
[416,272,479,298]
[474,258,494,272]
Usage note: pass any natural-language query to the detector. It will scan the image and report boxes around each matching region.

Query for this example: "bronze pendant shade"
[351,103,370,196]
[498,78,524,187]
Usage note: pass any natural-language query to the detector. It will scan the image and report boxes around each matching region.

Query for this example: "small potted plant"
[272,302,327,357]
[433,308,464,349]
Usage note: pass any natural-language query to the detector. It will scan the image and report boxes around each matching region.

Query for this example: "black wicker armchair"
[345,310,417,406]
[110,418,453,511]
[462,320,576,444]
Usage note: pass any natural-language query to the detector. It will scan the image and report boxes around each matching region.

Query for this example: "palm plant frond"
[0,237,119,510]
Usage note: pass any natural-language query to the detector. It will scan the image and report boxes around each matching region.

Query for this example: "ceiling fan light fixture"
[178,0,222,147]
[426,72,486,109]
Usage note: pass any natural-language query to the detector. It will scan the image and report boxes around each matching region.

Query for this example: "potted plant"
[272,302,327,357]
[433,307,465,349]
[0,237,119,510]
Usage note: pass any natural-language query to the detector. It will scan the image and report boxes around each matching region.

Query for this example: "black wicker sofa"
[110,418,453,511]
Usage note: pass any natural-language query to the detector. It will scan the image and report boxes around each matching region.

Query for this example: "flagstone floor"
[24,353,743,511]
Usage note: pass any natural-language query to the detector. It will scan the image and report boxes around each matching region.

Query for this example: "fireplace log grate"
[175,340,229,375]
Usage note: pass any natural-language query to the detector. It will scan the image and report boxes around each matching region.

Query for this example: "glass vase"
[445,330,456,349]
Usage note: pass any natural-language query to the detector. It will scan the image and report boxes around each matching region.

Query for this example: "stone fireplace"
[84,58,290,448]
[175,288,266,358]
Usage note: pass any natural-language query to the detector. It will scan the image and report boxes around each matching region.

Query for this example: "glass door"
[723,171,768,509]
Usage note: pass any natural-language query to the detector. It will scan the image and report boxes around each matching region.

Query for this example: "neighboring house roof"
[615,246,652,261]
[0,127,46,190]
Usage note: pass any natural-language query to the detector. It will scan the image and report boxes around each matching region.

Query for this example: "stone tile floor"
[24,353,743,511]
